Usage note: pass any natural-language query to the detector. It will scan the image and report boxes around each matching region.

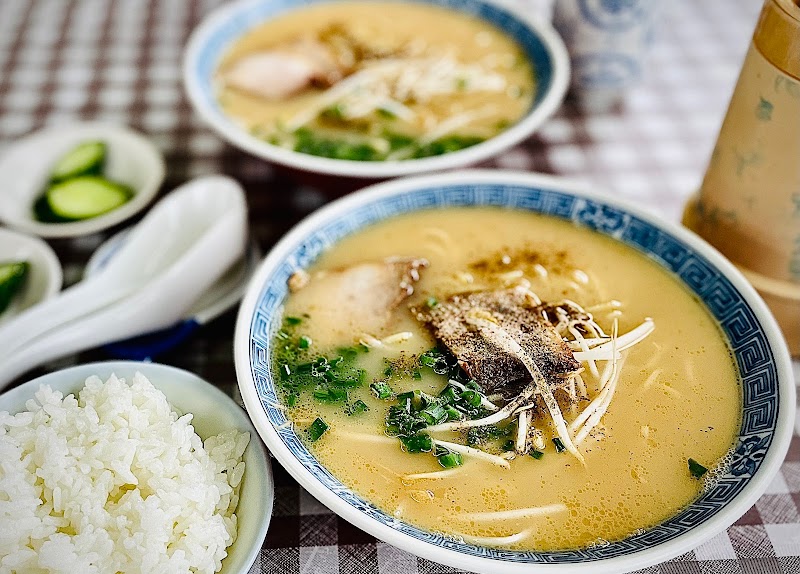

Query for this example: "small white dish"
[0,123,166,238]
[0,227,62,325]
[0,360,274,574]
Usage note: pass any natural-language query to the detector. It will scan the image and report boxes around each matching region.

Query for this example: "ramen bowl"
[183,0,568,180]
[234,170,794,573]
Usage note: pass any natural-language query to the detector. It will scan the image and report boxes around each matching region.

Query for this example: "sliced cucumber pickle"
[50,141,106,182]
[45,176,133,221]
[0,261,29,315]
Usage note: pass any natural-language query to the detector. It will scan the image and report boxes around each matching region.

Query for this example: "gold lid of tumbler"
[754,0,800,78]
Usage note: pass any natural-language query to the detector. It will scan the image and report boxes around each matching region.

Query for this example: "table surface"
[1,1,799,573]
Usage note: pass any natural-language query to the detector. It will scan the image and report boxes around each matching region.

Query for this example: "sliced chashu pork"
[413,288,580,395]
[288,257,427,348]
[221,24,402,101]
[222,37,343,101]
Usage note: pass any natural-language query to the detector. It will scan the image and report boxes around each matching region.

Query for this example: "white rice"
[0,373,250,574]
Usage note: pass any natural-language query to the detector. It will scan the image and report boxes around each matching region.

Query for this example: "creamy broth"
[274,208,741,551]
[217,3,535,161]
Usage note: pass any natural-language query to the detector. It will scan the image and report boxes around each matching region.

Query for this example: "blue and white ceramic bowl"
[183,0,569,179]
[234,170,795,573]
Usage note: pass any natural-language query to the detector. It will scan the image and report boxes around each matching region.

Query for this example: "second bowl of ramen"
[183,0,568,179]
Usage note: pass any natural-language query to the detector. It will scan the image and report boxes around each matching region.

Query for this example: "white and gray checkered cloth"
[0,1,798,572]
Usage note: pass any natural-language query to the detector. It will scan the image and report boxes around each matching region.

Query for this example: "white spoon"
[0,175,248,389]
[83,229,260,359]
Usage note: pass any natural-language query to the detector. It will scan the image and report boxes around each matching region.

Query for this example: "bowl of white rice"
[0,361,273,574]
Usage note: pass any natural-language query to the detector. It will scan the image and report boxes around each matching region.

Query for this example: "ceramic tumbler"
[683,0,800,354]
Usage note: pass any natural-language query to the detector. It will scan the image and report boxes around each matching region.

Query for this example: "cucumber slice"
[33,194,65,223]
[0,261,29,315]
[45,176,133,221]
[50,141,106,182]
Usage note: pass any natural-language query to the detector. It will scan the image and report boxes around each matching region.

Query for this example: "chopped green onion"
[386,132,414,151]
[425,296,439,308]
[298,335,312,349]
[322,103,347,120]
[465,380,482,391]
[502,440,515,452]
[293,361,313,374]
[437,451,463,468]
[286,127,483,162]
[285,316,303,326]
[280,364,291,379]
[337,347,359,361]
[530,450,544,460]
[398,389,424,410]
[411,135,484,159]
[276,330,290,340]
[688,458,708,479]
[308,418,329,442]
[285,393,298,407]
[419,353,439,368]
[424,392,442,408]
[313,387,348,402]
[396,390,414,402]
[418,349,451,375]
[348,399,369,416]
[462,390,482,408]
[439,385,459,404]
[400,433,433,453]
[553,437,566,453]
[370,381,393,400]
[444,405,461,421]
[420,404,448,426]
[412,369,422,381]
[331,370,366,387]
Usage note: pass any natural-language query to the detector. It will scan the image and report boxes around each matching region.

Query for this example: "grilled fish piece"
[414,288,580,394]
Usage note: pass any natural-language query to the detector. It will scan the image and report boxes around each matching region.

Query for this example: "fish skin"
[414,288,580,395]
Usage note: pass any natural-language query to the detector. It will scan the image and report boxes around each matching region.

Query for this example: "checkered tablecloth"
[1,1,798,573]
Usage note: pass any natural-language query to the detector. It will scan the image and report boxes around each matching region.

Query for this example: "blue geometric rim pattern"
[193,0,554,119]
[248,183,779,563]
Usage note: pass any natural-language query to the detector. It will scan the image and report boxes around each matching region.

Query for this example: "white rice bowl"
[0,373,249,574]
